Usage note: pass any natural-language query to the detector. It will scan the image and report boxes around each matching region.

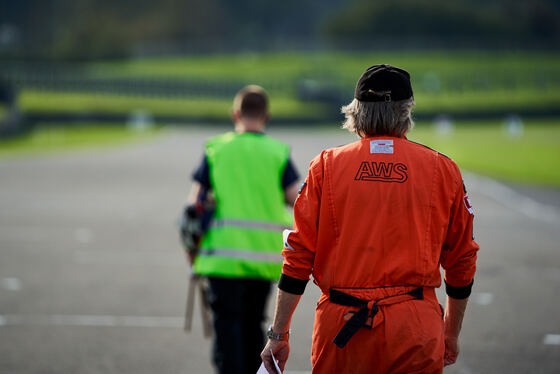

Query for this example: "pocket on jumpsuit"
[405,299,445,371]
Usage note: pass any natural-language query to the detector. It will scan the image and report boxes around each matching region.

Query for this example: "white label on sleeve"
[464,194,474,214]
[370,139,394,154]
[283,229,295,251]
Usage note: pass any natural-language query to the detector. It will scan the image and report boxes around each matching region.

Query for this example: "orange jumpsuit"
[282,136,479,373]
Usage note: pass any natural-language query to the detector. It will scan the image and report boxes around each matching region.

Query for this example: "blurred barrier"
[1,60,560,129]
[2,72,248,99]
[0,62,302,99]
[0,79,27,139]
[2,61,559,98]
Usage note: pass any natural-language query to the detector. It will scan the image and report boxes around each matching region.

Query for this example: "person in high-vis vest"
[261,65,480,374]
[186,85,299,374]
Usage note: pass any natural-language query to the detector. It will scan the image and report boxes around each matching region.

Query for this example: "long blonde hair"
[341,98,415,138]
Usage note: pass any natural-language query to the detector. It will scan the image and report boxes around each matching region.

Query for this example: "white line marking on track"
[1,277,22,291]
[0,314,184,328]
[464,173,560,225]
[471,292,494,306]
[543,334,560,345]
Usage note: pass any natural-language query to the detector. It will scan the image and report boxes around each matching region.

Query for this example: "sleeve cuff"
[278,273,308,295]
[445,280,474,299]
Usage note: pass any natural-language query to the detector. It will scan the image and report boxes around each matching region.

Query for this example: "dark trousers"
[207,276,271,374]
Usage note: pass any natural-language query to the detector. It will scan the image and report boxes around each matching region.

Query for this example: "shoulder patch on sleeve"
[462,180,474,214]
[464,192,474,215]
[283,229,295,251]
[298,181,307,194]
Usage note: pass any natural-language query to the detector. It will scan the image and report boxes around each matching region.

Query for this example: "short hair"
[233,85,268,119]
[341,98,415,138]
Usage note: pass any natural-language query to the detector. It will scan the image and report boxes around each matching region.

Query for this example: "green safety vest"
[193,131,293,280]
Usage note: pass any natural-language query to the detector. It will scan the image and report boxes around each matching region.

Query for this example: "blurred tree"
[0,0,346,59]
[521,0,560,40]
[48,0,230,59]
[322,0,560,48]
[0,0,558,60]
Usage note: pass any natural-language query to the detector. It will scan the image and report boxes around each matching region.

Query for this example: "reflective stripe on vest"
[198,248,283,262]
[211,218,291,232]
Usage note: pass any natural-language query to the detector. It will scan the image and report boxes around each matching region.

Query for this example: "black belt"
[329,287,424,348]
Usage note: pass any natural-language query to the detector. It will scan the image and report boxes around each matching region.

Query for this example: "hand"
[261,339,290,373]
[444,335,459,366]
[185,250,197,266]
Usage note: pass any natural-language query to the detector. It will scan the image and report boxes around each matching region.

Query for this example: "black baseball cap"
[354,64,413,102]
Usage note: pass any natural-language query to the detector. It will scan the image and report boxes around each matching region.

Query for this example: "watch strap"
[267,325,290,341]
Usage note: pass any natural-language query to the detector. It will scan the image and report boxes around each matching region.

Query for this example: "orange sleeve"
[281,152,324,281]
[440,165,480,291]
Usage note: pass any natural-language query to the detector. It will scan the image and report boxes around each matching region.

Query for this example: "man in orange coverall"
[261,64,479,373]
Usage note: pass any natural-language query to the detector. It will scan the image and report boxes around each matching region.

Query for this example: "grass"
[19,87,560,121]
[87,51,560,85]
[408,119,560,187]
[0,124,160,158]
[415,88,560,114]
[19,89,560,120]
[18,90,327,120]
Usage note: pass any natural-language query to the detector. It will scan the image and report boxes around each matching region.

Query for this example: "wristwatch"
[266,325,290,341]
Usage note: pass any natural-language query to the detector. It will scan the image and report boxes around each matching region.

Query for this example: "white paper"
[256,363,268,374]
[256,350,282,374]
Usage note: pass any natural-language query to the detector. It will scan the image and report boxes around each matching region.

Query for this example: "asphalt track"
[1,126,559,374]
